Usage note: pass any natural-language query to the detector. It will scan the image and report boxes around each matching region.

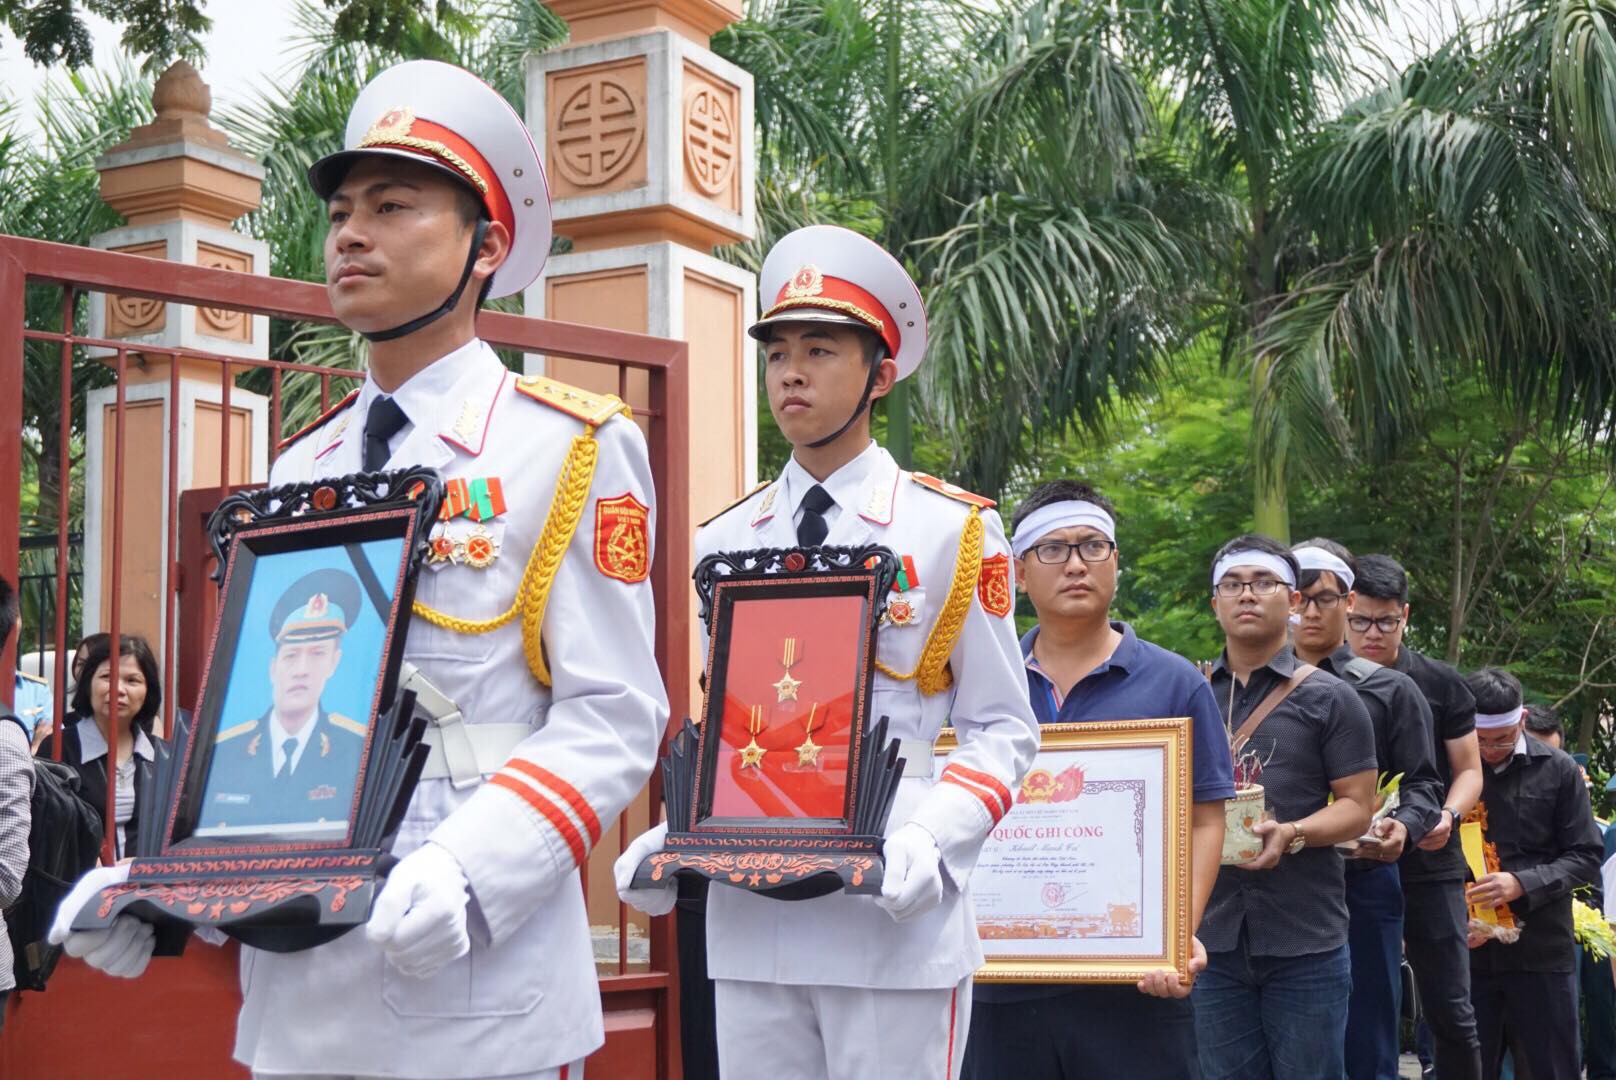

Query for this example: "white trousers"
[715,977,971,1080]
[252,1063,582,1080]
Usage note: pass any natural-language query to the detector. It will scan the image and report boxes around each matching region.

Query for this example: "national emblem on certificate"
[938,717,1193,983]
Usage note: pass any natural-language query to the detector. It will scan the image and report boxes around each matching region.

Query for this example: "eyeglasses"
[1476,733,1521,752]
[1297,592,1348,611]
[1029,539,1116,565]
[1213,578,1287,598]
[1347,615,1403,634]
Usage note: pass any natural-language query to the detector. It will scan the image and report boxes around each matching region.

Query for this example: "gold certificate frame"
[937,718,1192,983]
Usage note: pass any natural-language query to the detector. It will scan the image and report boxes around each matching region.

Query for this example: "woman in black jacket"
[37,634,162,858]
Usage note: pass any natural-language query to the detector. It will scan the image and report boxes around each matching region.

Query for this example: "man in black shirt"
[1290,539,1442,1080]
[1193,535,1377,1080]
[1463,668,1602,1080]
[1348,554,1484,1080]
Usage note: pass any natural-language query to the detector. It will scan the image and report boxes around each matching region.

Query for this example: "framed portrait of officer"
[163,484,430,854]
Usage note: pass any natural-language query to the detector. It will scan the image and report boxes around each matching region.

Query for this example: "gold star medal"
[462,524,501,569]
[774,637,803,702]
[795,703,822,769]
[739,704,766,770]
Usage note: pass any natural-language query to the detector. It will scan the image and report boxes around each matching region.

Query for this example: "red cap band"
[763,265,900,358]
[360,108,516,240]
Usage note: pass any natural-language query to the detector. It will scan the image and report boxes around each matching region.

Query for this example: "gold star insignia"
[774,672,802,702]
[739,737,766,769]
[795,734,821,768]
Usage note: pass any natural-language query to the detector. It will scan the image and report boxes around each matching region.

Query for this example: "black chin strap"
[362,217,490,343]
[806,346,887,449]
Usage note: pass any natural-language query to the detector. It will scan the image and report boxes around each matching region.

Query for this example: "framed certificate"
[938,718,1193,983]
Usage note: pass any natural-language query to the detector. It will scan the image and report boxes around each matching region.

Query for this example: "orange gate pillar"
[81,58,270,677]
[531,3,756,1074]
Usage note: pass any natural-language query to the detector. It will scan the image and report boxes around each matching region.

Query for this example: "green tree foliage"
[0,0,478,70]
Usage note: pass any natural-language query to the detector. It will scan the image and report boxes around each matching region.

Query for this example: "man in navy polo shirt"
[960,479,1235,1080]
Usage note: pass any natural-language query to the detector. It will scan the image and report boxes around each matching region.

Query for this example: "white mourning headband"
[1211,550,1296,589]
[1475,705,1525,730]
[1293,546,1355,591]
[1011,500,1117,558]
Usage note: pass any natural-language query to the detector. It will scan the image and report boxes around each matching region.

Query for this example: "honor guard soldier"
[617,225,1039,1079]
[203,570,368,837]
[54,60,668,1080]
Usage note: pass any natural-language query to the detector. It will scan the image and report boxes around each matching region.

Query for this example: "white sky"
[1,0,1501,146]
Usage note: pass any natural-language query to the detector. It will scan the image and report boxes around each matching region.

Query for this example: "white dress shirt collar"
[74,715,154,763]
[781,440,881,527]
[268,709,319,775]
[353,336,487,456]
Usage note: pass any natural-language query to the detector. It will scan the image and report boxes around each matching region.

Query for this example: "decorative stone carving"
[195,243,253,342]
[105,242,169,338]
[683,80,736,197]
[553,69,646,190]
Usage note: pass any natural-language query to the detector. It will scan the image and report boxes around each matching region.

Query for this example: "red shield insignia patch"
[595,493,651,584]
[977,553,1013,617]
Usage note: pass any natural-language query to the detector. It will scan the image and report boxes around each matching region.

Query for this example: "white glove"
[47,863,155,978]
[877,823,945,922]
[366,842,471,979]
[614,822,677,917]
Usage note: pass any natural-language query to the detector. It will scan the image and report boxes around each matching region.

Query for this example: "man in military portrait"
[203,567,369,837]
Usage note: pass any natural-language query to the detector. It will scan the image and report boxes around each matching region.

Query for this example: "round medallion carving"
[110,295,164,334]
[683,85,736,196]
[554,75,643,188]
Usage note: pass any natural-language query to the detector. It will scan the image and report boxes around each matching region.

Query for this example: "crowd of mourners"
[952,478,1608,1080]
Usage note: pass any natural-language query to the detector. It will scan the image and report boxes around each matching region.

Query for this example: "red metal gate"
[0,234,689,1079]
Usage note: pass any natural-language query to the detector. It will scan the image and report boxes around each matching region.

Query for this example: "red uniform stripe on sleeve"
[942,763,1012,816]
[503,760,603,848]
[940,772,1006,825]
[489,774,588,868]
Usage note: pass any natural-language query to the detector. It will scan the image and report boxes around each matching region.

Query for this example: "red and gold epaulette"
[909,472,997,509]
[277,389,360,453]
[514,374,631,426]
[698,482,771,529]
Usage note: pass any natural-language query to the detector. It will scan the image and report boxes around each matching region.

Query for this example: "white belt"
[896,738,936,779]
[419,722,533,787]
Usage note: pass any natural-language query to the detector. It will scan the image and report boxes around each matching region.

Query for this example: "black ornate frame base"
[74,849,392,954]
[633,715,905,901]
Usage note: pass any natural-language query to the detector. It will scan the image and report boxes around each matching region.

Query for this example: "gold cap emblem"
[784,265,823,299]
[363,106,415,145]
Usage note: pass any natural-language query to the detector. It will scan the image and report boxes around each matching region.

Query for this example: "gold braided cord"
[763,296,886,333]
[412,428,600,687]
[875,506,983,695]
[358,133,491,195]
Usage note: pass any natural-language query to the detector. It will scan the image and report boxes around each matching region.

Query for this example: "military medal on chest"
[427,476,507,570]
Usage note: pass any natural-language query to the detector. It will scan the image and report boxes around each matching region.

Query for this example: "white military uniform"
[238,338,665,1079]
[640,224,1038,1079]
[230,60,668,1080]
[696,444,1036,1078]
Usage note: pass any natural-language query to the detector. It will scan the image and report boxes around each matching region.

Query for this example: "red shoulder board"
[908,472,997,509]
[277,389,359,453]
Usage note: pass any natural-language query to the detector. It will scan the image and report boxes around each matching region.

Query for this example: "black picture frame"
[633,544,906,900]
[73,468,443,953]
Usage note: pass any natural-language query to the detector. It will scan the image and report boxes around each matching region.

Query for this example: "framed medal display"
[72,467,444,953]
[632,545,907,900]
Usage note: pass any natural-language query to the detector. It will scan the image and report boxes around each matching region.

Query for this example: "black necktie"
[797,484,834,547]
[364,395,409,472]
[278,737,299,779]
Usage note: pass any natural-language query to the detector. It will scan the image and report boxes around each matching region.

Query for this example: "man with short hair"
[960,479,1234,1079]
[1524,704,1564,748]
[1289,538,1442,1080]
[202,570,368,837]
[0,574,36,1032]
[618,225,1039,1079]
[1193,535,1377,1080]
[1463,667,1601,1080]
[55,60,669,1079]
[1348,554,1484,1080]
